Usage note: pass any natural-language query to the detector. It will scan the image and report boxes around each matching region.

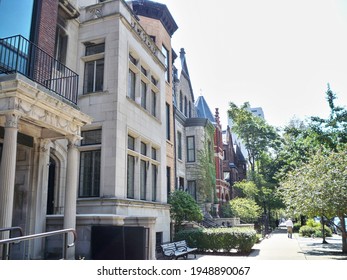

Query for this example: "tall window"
[166,103,170,140]
[167,166,171,198]
[188,101,192,118]
[187,181,197,200]
[151,90,157,117]
[186,136,195,162]
[184,96,188,117]
[140,160,147,200]
[141,81,147,109]
[127,154,135,199]
[127,135,135,198]
[162,45,170,82]
[83,43,105,94]
[54,25,67,67]
[128,69,136,100]
[152,164,157,201]
[177,131,182,160]
[79,130,102,197]
[179,91,183,112]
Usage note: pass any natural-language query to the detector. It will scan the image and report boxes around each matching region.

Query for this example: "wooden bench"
[160,240,197,260]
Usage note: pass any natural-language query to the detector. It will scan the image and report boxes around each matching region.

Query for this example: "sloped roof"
[131,0,178,36]
[195,95,215,124]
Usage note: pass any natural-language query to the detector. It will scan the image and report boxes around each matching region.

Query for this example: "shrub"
[299,225,332,237]
[293,222,301,233]
[174,227,257,254]
[168,190,203,231]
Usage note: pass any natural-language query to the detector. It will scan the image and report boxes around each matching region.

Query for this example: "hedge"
[299,225,332,238]
[174,227,257,254]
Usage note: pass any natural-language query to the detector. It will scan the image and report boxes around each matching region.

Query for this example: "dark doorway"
[91,226,149,260]
[47,157,56,215]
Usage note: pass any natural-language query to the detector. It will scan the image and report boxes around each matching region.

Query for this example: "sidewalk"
[195,227,347,260]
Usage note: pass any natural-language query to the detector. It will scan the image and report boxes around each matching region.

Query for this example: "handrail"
[0,226,23,236]
[0,228,77,260]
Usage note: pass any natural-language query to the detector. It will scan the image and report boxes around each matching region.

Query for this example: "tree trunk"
[340,216,347,254]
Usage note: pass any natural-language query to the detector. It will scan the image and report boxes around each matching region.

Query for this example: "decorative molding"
[130,19,157,55]
[89,6,103,19]
[5,113,19,128]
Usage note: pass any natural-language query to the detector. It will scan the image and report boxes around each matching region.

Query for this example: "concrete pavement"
[194,227,347,260]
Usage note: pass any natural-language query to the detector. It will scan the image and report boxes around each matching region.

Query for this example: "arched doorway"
[46,157,56,215]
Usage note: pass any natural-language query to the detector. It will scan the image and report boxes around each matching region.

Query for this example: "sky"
[158,0,347,129]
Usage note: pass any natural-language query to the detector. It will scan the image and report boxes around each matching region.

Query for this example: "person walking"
[285,218,294,238]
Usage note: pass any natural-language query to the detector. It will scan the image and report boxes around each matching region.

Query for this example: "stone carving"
[89,7,102,19]
[130,19,157,55]
[5,114,19,128]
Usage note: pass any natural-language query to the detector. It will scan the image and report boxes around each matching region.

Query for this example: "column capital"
[4,113,20,128]
[66,135,81,149]
[38,138,52,153]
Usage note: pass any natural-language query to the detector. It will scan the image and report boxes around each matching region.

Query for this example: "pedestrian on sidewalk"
[285,218,294,238]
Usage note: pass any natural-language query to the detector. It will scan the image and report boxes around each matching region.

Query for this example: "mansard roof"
[195,95,215,124]
[131,0,178,36]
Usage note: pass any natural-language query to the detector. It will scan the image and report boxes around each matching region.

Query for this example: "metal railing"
[0,228,77,260]
[0,35,78,104]
[0,226,23,236]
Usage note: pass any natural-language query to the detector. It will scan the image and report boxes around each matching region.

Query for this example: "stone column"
[31,139,51,259]
[0,114,19,259]
[63,136,79,260]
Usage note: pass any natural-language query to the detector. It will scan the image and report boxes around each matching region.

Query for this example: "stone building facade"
[0,0,178,260]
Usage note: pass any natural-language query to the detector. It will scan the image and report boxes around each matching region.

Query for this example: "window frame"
[186,136,195,162]
[82,42,105,94]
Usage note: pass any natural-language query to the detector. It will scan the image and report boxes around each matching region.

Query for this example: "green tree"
[227,102,280,172]
[278,147,347,253]
[229,198,262,223]
[310,84,347,150]
[168,190,203,232]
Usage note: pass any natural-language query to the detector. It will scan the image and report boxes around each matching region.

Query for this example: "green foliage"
[293,222,301,233]
[175,227,257,254]
[196,131,216,203]
[228,102,281,172]
[229,198,261,223]
[278,147,347,219]
[219,203,233,218]
[233,180,258,199]
[168,190,203,230]
[299,225,332,238]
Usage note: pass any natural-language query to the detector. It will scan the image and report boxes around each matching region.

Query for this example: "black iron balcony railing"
[0,35,78,105]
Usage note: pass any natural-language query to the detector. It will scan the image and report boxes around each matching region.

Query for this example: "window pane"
[95,59,104,91]
[127,155,135,198]
[187,181,196,200]
[79,150,101,197]
[81,130,102,145]
[151,147,157,160]
[128,69,136,100]
[141,81,147,109]
[166,103,170,140]
[141,142,147,156]
[85,43,105,56]
[177,131,182,160]
[152,164,157,201]
[128,135,135,150]
[151,90,156,117]
[140,160,147,200]
[83,61,94,93]
[187,136,195,162]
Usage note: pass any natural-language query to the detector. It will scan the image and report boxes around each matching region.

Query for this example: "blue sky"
[160,0,347,129]
[0,0,34,39]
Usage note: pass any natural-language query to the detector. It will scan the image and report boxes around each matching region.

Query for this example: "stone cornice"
[0,74,92,138]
